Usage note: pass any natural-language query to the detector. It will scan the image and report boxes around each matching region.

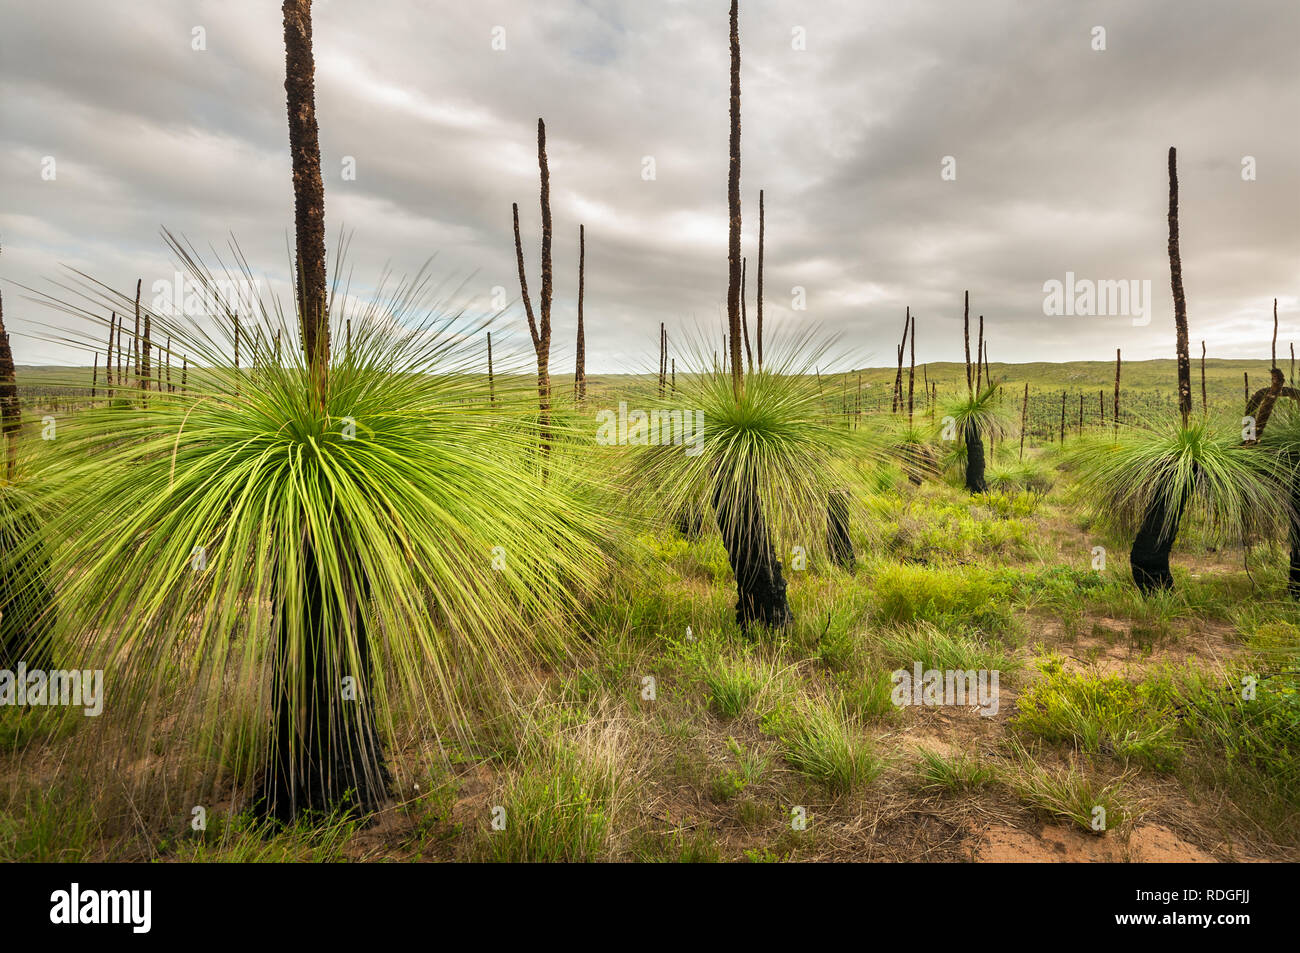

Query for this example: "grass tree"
[623,333,855,629]
[948,292,1006,493]
[756,189,765,371]
[512,119,554,460]
[37,239,612,824]
[284,0,329,390]
[1123,148,1197,591]
[0,291,19,480]
[1075,147,1290,593]
[1259,404,1300,596]
[265,0,373,818]
[1072,418,1283,592]
[574,224,586,403]
[30,1,609,825]
[726,0,742,397]
[943,380,1012,493]
[647,0,800,624]
[1127,149,1192,588]
[0,290,54,671]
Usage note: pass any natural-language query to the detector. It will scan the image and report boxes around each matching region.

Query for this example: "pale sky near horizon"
[1,0,1297,371]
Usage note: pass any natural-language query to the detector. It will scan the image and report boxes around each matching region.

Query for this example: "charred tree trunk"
[1168,147,1192,426]
[1130,469,1194,594]
[713,469,791,630]
[674,502,706,538]
[259,0,387,823]
[0,293,18,481]
[1289,474,1300,600]
[283,0,330,386]
[536,121,553,456]
[962,291,972,395]
[756,188,764,371]
[893,308,909,413]
[1019,382,1029,460]
[658,323,666,396]
[0,505,55,672]
[1200,340,1207,415]
[261,539,390,822]
[964,421,987,493]
[511,119,554,463]
[132,280,141,391]
[141,309,152,395]
[575,224,585,402]
[1248,368,1286,443]
[907,317,916,427]
[827,488,854,570]
[726,0,743,398]
[1114,348,1121,436]
[0,292,53,670]
[1271,298,1278,369]
[741,258,753,374]
[104,314,115,390]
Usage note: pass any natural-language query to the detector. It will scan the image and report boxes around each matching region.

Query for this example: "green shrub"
[1013,657,1181,770]
[761,695,880,793]
[869,562,1015,636]
[915,749,995,793]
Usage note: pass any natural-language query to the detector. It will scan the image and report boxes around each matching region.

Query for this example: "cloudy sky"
[1,0,1297,371]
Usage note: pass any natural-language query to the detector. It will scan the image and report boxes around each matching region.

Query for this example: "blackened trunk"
[827,489,854,570]
[726,0,743,397]
[964,422,987,493]
[1130,470,1194,594]
[674,503,705,538]
[712,472,791,630]
[259,538,389,822]
[1288,473,1300,599]
[0,507,54,671]
[1168,147,1192,426]
[283,0,330,376]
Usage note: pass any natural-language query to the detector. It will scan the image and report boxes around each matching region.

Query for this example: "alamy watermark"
[50,883,150,933]
[595,401,704,456]
[1042,272,1152,326]
[0,664,104,716]
[151,270,261,319]
[891,663,1000,717]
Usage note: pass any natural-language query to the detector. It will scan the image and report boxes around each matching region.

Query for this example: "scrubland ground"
[2,453,1297,863]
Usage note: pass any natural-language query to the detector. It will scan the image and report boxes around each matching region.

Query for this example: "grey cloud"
[0,0,1296,370]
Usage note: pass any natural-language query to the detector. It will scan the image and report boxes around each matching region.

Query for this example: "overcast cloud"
[1,0,1297,370]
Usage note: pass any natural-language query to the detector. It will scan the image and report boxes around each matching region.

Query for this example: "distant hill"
[14,357,1290,416]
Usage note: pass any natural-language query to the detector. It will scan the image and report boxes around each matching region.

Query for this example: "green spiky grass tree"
[942,380,1012,493]
[270,0,374,819]
[667,0,790,627]
[34,241,611,824]
[1123,146,1198,591]
[30,1,609,825]
[1078,147,1285,594]
[1257,402,1300,597]
[621,333,859,630]
[0,290,54,671]
[1071,417,1285,593]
